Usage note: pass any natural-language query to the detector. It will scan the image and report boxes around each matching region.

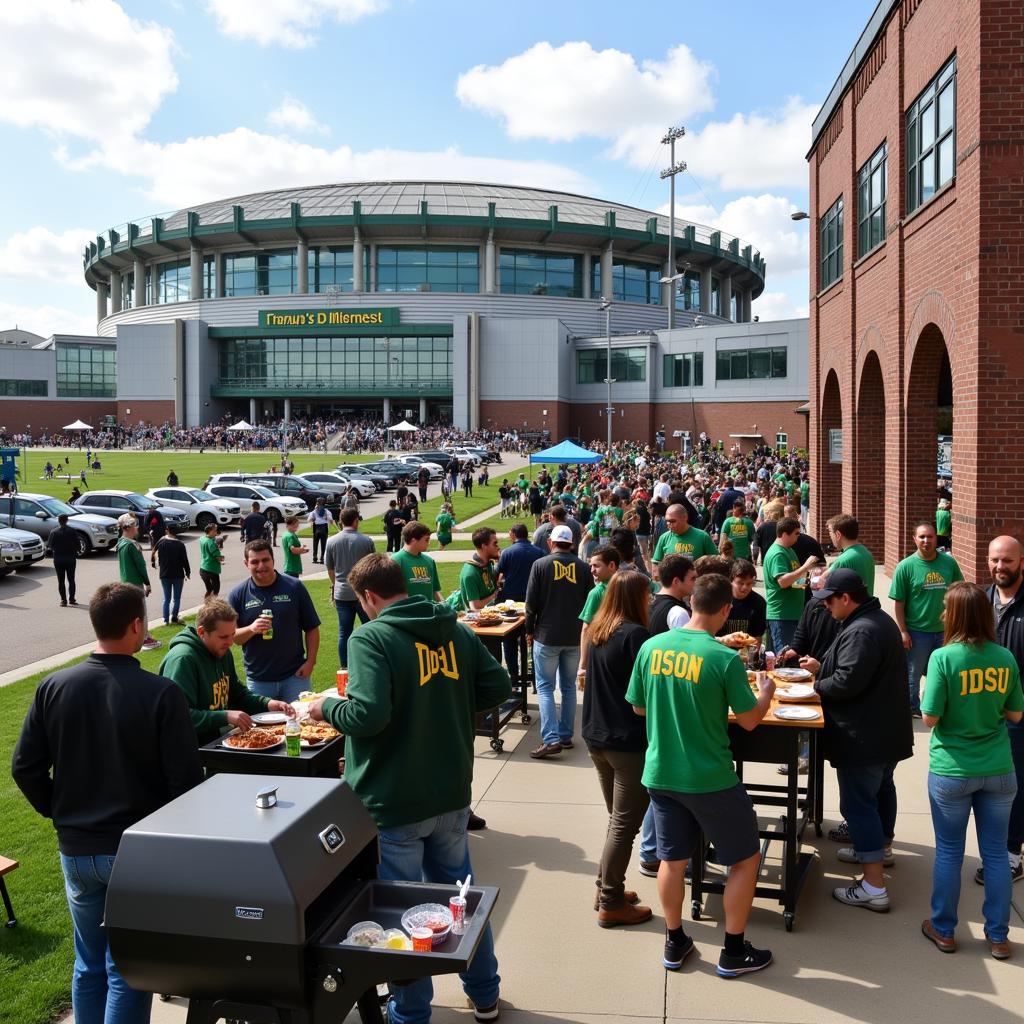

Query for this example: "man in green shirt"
[764,517,818,653]
[390,522,442,602]
[889,521,963,717]
[626,574,775,977]
[460,527,500,610]
[651,504,717,568]
[281,516,307,578]
[821,514,875,596]
[199,522,225,597]
[116,513,160,650]
[719,500,756,561]
[936,499,952,549]
[577,545,621,682]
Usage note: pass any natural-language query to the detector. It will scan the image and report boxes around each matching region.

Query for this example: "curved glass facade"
[376,246,479,293]
[225,249,297,296]
[499,249,582,297]
[591,257,661,305]
[154,257,214,303]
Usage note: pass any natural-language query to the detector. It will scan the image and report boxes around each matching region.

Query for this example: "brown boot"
[597,903,653,928]
[529,742,563,759]
[594,889,639,911]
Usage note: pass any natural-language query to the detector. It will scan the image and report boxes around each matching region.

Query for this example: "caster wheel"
[159,995,173,1002]
[490,739,504,752]
[521,713,532,724]
[784,912,795,932]
[690,901,702,921]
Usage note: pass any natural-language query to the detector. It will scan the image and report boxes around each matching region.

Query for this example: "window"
[907,55,956,214]
[857,142,888,255]
[576,347,647,384]
[122,272,134,309]
[0,379,46,396]
[715,347,787,381]
[309,247,371,292]
[776,432,789,453]
[56,343,116,397]
[675,270,701,311]
[224,250,297,296]
[500,249,582,297]
[376,247,479,294]
[155,259,190,303]
[662,353,703,388]
[590,258,661,305]
[819,196,844,289]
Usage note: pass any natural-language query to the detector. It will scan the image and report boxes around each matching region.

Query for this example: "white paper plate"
[252,711,288,725]
[773,667,813,682]
[221,736,285,751]
[776,684,815,700]
[773,705,821,721]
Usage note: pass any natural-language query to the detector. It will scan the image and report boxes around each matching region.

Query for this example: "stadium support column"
[134,256,146,307]
[296,241,308,294]
[419,397,427,423]
[96,283,108,324]
[283,397,291,424]
[469,311,481,432]
[383,398,391,424]
[720,274,733,321]
[742,289,752,322]
[110,271,122,313]
[700,267,712,315]
[484,229,496,293]
[600,243,613,301]
[215,253,225,297]
[353,228,364,291]
[249,398,257,424]
[582,252,592,299]
[190,245,202,300]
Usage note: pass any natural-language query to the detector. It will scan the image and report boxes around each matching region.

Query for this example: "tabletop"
[459,614,525,639]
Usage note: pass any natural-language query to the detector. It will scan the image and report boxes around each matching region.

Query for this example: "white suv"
[300,471,376,498]
[205,481,307,524]
[146,487,241,528]
[393,456,444,479]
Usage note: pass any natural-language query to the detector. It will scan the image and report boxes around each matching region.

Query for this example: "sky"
[0,0,878,337]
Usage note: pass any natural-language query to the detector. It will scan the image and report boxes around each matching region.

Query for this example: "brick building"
[808,0,1024,581]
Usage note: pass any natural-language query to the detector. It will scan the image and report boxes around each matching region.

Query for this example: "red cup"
[410,927,433,952]
[336,669,348,697]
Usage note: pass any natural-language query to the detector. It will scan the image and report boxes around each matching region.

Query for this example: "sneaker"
[832,882,890,912]
[921,919,956,953]
[638,860,661,878]
[986,934,1011,960]
[141,637,162,650]
[68,599,78,606]
[663,932,695,970]
[473,1001,500,1022]
[827,821,851,842]
[529,742,563,759]
[716,940,773,977]
[911,709,923,719]
[975,860,1024,885]
[837,847,894,867]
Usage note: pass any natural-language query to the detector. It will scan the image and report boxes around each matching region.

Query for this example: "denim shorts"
[649,784,759,865]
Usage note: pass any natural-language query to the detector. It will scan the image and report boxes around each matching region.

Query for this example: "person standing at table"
[199,522,225,597]
[460,527,500,611]
[306,497,335,565]
[309,553,510,1024]
[391,522,442,602]
[227,538,320,703]
[890,521,964,718]
[919,582,1024,958]
[626,574,775,975]
[12,582,202,1024]
[495,523,544,683]
[280,515,307,578]
[763,517,818,653]
[50,513,80,607]
[151,523,190,625]
[325,508,376,670]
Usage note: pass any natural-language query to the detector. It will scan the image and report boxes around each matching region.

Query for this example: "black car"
[336,465,394,489]
[414,451,457,471]
[242,474,340,512]
[362,461,414,484]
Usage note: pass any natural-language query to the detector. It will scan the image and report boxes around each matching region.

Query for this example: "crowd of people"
[12,429,1024,1024]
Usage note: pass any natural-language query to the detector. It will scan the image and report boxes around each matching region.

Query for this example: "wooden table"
[460,614,531,752]
[198,732,346,778]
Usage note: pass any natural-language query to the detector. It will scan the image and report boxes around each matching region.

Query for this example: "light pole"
[660,125,686,330]
[659,272,684,329]
[600,297,614,457]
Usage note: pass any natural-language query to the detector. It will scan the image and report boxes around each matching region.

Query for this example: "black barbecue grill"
[105,773,499,1024]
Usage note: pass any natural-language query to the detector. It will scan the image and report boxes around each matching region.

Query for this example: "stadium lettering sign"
[258,307,400,329]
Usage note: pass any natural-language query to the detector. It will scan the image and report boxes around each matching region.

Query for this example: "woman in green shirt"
[921,582,1024,957]
[435,504,457,550]
[199,522,225,596]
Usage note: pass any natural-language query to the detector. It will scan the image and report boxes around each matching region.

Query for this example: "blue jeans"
[768,618,797,654]
[639,802,658,863]
[248,673,306,702]
[532,642,580,746]
[335,599,368,668]
[378,808,500,1024]
[906,629,943,713]
[160,577,183,622]
[59,853,153,1024]
[836,762,897,863]
[928,771,1018,942]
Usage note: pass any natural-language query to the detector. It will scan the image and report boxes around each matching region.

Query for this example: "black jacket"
[525,551,594,645]
[650,593,687,636]
[987,581,1024,735]
[815,598,914,768]
[791,598,842,661]
[49,524,79,561]
[583,622,650,751]
[153,536,191,580]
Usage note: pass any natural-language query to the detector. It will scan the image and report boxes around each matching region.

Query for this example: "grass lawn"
[357,487,501,535]
[0,567,466,1024]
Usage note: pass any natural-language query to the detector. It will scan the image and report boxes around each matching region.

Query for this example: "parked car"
[0,526,46,576]
[0,492,120,556]
[146,487,241,528]
[71,490,190,532]
[204,482,307,524]
[362,460,415,483]
[336,464,393,489]
[300,471,376,498]
[415,450,457,470]
[242,474,340,512]
[440,446,484,466]
[392,455,444,479]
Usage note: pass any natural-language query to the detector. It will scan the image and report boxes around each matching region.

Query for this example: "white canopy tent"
[226,420,255,431]
[386,420,418,432]
[63,419,92,431]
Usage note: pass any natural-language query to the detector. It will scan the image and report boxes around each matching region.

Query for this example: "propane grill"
[105,774,498,1023]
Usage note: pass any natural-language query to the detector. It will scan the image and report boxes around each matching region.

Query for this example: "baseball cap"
[813,568,862,600]
[550,525,573,544]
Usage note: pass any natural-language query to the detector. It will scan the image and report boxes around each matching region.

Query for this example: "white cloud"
[0,299,96,338]
[752,290,808,321]
[456,41,714,155]
[267,96,329,136]
[206,0,388,48]
[0,227,92,285]
[0,2,177,144]
[63,128,593,208]
[682,98,815,190]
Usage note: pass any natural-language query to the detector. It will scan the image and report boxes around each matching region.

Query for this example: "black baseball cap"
[814,568,863,600]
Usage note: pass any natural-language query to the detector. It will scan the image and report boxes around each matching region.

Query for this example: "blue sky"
[0,0,877,335]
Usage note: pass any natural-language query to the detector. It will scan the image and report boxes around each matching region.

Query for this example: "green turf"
[0,567,469,1023]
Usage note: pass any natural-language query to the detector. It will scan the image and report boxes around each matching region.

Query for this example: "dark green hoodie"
[158,625,268,745]
[323,595,511,828]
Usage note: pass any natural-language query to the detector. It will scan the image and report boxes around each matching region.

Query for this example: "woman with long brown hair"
[582,570,653,928]
[920,581,1024,958]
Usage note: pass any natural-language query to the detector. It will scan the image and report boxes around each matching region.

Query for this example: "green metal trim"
[211,382,452,399]
[207,323,452,338]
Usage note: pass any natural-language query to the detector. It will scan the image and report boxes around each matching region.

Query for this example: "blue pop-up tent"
[529,439,603,465]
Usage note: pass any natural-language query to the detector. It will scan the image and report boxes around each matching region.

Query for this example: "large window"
[857,142,888,256]
[576,347,647,384]
[711,276,721,317]
[663,352,703,388]
[309,247,371,292]
[0,379,47,396]
[56,344,116,397]
[376,247,479,294]
[675,269,701,311]
[154,257,215,303]
[122,272,134,309]
[224,250,297,296]
[591,258,661,305]
[715,347,787,381]
[500,249,582,298]
[819,196,844,289]
[907,55,956,214]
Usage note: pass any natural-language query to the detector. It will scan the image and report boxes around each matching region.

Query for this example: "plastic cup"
[410,927,433,952]
[449,895,466,935]
[336,669,348,697]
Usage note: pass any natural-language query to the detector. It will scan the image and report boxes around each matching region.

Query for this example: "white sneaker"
[837,847,894,867]
[832,882,890,912]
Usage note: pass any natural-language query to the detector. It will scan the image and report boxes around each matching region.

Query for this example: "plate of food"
[475,613,503,628]
[300,722,341,747]
[251,711,288,725]
[776,683,816,700]
[727,631,762,648]
[772,667,813,682]
[773,705,821,722]
[222,729,285,751]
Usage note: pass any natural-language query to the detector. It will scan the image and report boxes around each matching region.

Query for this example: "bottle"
[261,608,273,640]
[285,717,301,757]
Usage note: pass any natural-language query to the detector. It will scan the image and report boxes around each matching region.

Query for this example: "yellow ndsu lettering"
[209,674,230,710]
[553,560,577,583]
[649,648,703,684]
[415,641,460,686]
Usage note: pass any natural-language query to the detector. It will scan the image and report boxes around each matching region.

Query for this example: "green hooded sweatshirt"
[323,595,512,828]
[117,536,149,587]
[158,625,268,745]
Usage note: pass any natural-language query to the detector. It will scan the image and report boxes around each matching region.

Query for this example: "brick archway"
[818,369,842,539]
[855,351,885,556]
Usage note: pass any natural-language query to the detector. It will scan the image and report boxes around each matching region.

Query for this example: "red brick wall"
[0,399,116,435]
[117,400,175,425]
[479,400,572,440]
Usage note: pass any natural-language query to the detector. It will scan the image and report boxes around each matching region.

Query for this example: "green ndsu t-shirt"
[391,549,441,601]
[652,525,717,563]
[888,550,964,633]
[921,640,1024,777]
[281,530,303,575]
[579,581,607,624]
[831,543,875,596]
[626,628,755,793]
[764,541,804,621]
[720,516,755,560]
[459,559,497,608]
[435,512,456,541]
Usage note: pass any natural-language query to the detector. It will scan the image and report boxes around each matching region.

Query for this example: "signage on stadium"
[258,307,400,329]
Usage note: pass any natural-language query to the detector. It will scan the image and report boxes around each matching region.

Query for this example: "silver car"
[0,492,120,556]
[0,526,46,577]
[71,490,190,532]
